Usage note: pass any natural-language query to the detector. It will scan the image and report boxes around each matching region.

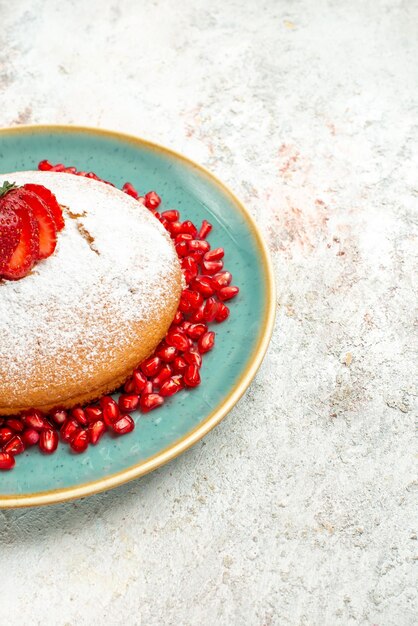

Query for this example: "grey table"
[0,1,416,624]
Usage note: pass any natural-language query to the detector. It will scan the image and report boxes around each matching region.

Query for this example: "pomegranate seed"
[203,297,219,322]
[202,259,223,274]
[184,365,201,387]
[140,393,164,413]
[218,286,239,301]
[100,397,120,425]
[143,381,153,395]
[189,303,206,323]
[212,271,232,290]
[38,159,53,171]
[3,435,25,456]
[22,409,48,431]
[112,414,135,435]
[144,191,161,210]
[184,350,202,368]
[39,430,58,454]
[179,297,193,314]
[186,323,207,339]
[180,220,198,237]
[152,364,172,388]
[181,289,203,309]
[0,453,15,470]
[191,276,215,297]
[181,256,198,275]
[161,209,179,222]
[173,310,184,325]
[122,182,139,199]
[0,427,14,445]
[160,376,183,397]
[188,239,210,253]
[173,356,187,373]
[198,331,215,353]
[6,418,24,433]
[22,429,40,447]
[188,250,204,264]
[72,407,88,426]
[155,344,178,363]
[175,241,189,257]
[175,233,193,244]
[49,408,68,426]
[61,419,80,443]
[124,378,136,393]
[199,220,212,238]
[141,356,161,377]
[167,220,182,236]
[118,394,139,412]
[132,369,147,393]
[215,302,230,322]
[85,406,103,423]
[86,171,99,179]
[64,166,77,174]
[204,247,224,261]
[50,163,66,172]
[166,329,190,351]
[88,420,106,445]
[70,429,89,453]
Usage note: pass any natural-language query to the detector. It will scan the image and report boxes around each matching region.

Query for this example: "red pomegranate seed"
[203,297,219,322]
[141,356,162,377]
[6,418,24,433]
[152,364,172,388]
[122,182,139,199]
[22,429,40,447]
[88,420,106,445]
[184,365,201,387]
[161,209,179,222]
[22,409,48,431]
[65,166,77,174]
[3,435,24,456]
[0,427,14,445]
[215,302,230,322]
[181,256,198,278]
[218,286,239,301]
[175,233,193,244]
[112,414,135,435]
[50,163,66,172]
[184,350,202,368]
[180,220,198,237]
[160,376,183,397]
[189,303,206,323]
[173,356,187,373]
[143,381,153,395]
[198,220,212,238]
[179,297,193,314]
[72,407,88,426]
[144,191,161,210]
[132,369,147,392]
[155,344,178,363]
[173,310,184,325]
[0,453,15,470]
[186,323,207,339]
[39,430,58,454]
[202,259,223,275]
[38,159,53,171]
[211,271,232,290]
[181,289,203,309]
[100,397,120,425]
[191,276,215,297]
[140,393,164,413]
[70,429,89,453]
[205,248,224,261]
[119,394,139,412]
[50,408,68,426]
[85,406,103,423]
[167,220,182,236]
[166,329,190,351]
[188,239,210,253]
[175,241,189,257]
[198,331,215,353]
[61,419,80,443]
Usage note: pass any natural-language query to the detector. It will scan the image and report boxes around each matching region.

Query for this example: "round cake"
[0,171,182,415]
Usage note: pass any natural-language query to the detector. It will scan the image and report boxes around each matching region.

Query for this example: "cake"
[0,171,182,415]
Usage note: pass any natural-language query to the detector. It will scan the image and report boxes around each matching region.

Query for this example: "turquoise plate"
[0,125,275,508]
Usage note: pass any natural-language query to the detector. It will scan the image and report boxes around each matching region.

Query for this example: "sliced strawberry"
[23,183,65,231]
[2,198,39,279]
[0,203,21,272]
[18,189,57,259]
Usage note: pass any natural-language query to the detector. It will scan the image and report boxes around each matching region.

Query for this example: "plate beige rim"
[0,124,276,509]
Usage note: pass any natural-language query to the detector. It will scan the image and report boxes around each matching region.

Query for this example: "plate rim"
[0,124,276,508]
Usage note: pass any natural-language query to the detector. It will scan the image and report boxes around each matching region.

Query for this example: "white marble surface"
[0,1,417,624]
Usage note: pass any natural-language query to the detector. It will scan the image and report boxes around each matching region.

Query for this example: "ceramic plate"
[0,125,275,508]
